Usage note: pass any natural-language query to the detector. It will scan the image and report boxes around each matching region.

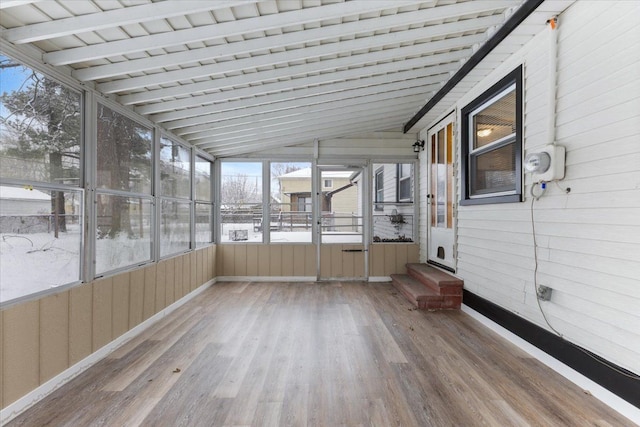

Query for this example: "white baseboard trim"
[216,276,316,282]
[0,278,216,425]
[461,304,640,425]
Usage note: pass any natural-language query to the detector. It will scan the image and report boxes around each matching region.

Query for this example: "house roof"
[0,0,572,157]
[278,167,351,179]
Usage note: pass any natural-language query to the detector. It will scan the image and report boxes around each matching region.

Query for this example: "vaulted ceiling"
[1,0,557,157]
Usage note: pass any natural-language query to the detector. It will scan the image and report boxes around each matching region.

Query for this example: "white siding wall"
[422,1,640,375]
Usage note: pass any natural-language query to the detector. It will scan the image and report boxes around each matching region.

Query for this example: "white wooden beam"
[0,1,40,9]
[119,43,472,106]
[42,1,417,66]
[97,15,502,94]
[2,1,257,44]
[73,1,513,81]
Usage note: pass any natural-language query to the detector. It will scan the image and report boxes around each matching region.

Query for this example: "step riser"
[391,275,461,310]
[393,264,463,311]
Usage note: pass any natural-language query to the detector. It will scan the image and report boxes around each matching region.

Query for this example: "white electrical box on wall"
[524,144,565,182]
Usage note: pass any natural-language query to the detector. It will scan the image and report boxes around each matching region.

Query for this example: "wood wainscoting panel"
[163,257,175,306]
[39,292,70,383]
[155,260,167,313]
[173,256,184,301]
[69,284,93,365]
[111,273,130,338]
[2,300,39,407]
[92,277,113,352]
[143,264,157,321]
[129,269,145,329]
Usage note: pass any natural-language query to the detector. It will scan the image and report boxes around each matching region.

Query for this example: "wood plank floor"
[7,281,634,426]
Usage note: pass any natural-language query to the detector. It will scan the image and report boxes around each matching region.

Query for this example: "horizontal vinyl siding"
[449,0,640,375]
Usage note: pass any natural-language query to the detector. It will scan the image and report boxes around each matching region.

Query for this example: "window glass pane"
[0,55,81,185]
[220,162,262,242]
[473,88,516,149]
[96,193,151,274]
[160,200,190,256]
[195,155,212,202]
[321,169,362,244]
[470,141,516,196]
[270,162,312,243]
[195,202,212,246]
[0,185,82,302]
[160,137,190,199]
[372,163,413,243]
[97,104,152,194]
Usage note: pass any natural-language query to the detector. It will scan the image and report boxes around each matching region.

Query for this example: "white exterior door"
[427,113,456,271]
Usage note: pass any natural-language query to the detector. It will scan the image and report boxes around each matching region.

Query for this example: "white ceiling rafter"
[0,1,41,10]
[97,14,503,94]
[42,0,416,66]
[1,1,258,44]
[72,0,513,81]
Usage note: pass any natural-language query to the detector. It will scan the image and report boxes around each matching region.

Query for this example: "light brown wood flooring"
[6,281,634,426]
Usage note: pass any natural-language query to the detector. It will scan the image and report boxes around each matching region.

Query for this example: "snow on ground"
[1,226,81,302]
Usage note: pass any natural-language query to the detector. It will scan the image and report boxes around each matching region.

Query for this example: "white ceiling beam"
[170,83,436,133]
[155,73,440,127]
[119,41,472,106]
[134,55,464,116]
[185,95,424,144]
[0,1,40,9]
[1,1,257,44]
[43,0,417,66]
[74,1,513,81]
[98,15,502,94]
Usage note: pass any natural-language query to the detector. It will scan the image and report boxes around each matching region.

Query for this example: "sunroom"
[0,0,638,425]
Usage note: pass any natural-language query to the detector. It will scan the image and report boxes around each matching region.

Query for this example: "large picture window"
[372,163,414,243]
[460,66,522,205]
[195,154,213,246]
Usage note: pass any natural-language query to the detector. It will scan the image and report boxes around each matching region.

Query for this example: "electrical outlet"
[537,285,553,301]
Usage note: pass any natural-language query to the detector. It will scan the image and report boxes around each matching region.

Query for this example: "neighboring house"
[278,167,357,214]
[0,185,51,233]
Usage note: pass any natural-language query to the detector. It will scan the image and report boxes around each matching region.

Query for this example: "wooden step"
[406,263,463,296]
[390,274,455,310]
